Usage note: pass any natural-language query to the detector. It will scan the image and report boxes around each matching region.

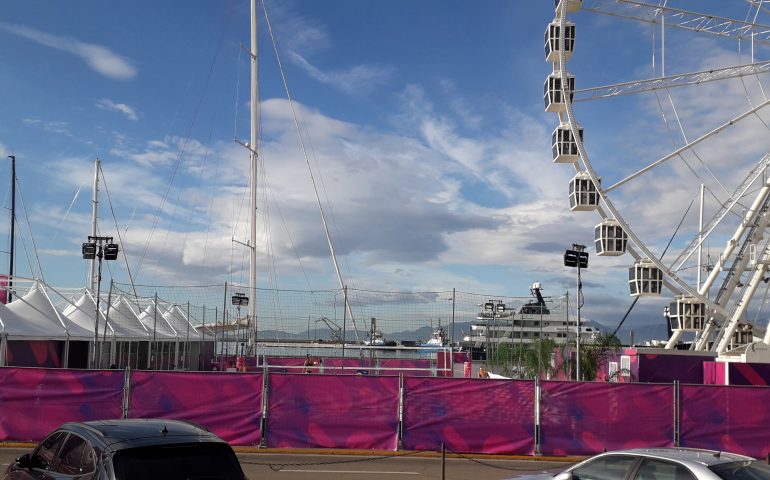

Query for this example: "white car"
[514,448,770,480]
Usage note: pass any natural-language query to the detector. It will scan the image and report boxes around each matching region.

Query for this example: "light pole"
[564,243,588,381]
[231,292,249,357]
[82,235,119,368]
[483,300,505,365]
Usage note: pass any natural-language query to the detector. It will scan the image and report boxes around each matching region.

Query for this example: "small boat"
[423,320,447,347]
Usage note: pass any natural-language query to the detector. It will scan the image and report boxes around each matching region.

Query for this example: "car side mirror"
[15,453,31,468]
[554,473,573,480]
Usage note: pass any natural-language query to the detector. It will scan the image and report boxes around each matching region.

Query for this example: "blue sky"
[1,1,770,335]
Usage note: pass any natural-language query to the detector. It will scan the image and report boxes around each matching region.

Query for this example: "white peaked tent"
[5,283,72,339]
[0,296,67,339]
[138,301,177,339]
[163,305,199,341]
[3,282,92,367]
[62,292,152,369]
[105,295,152,341]
[106,296,153,369]
[163,304,214,370]
[137,300,178,370]
[0,300,66,367]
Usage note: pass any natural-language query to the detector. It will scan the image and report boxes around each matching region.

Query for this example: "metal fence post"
[122,366,131,419]
[260,358,269,447]
[535,378,541,455]
[398,372,404,450]
[674,380,680,447]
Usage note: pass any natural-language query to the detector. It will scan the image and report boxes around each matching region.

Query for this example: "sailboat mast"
[7,155,15,303]
[249,0,259,351]
[89,159,101,292]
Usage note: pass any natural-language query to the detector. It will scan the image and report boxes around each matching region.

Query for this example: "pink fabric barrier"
[540,381,674,455]
[128,371,263,446]
[402,377,535,455]
[680,385,770,458]
[266,374,399,449]
[0,367,124,441]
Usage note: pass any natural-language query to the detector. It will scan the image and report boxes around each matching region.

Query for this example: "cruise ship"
[461,282,597,350]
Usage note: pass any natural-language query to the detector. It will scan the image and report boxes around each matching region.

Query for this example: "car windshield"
[112,442,244,480]
[709,460,770,480]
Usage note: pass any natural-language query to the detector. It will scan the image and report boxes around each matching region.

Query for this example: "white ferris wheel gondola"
[544,69,574,113]
[569,171,600,211]
[668,296,707,331]
[552,122,582,164]
[545,19,575,63]
[629,259,663,297]
[594,218,627,256]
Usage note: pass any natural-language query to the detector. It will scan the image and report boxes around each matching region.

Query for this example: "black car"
[4,419,247,480]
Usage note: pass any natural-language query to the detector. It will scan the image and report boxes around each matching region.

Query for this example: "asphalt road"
[0,447,574,479]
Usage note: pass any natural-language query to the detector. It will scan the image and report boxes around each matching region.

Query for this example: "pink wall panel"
[0,367,124,441]
[128,371,263,446]
[540,381,674,455]
[266,374,399,449]
[680,384,770,458]
[402,377,535,455]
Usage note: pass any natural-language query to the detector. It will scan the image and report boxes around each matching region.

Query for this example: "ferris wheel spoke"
[574,60,770,102]
[605,100,770,193]
[584,0,770,45]
[668,158,769,273]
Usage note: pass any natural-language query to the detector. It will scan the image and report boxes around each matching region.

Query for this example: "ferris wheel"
[546,0,770,353]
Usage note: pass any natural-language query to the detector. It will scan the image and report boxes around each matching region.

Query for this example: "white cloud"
[0,23,136,80]
[96,99,138,121]
[289,52,394,96]
[22,118,73,137]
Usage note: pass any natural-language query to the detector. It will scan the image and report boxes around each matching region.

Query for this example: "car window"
[112,442,244,480]
[31,431,67,470]
[709,460,770,480]
[573,454,639,480]
[54,433,95,475]
[634,458,696,480]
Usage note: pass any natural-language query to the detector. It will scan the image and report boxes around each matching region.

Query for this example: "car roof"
[599,448,754,467]
[58,419,227,451]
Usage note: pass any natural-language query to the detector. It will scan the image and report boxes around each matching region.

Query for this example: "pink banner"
[0,275,6,304]
[402,377,535,455]
[680,384,770,458]
[128,371,263,446]
[266,374,399,449]
[0,368,124,441]
[540,381,674,455]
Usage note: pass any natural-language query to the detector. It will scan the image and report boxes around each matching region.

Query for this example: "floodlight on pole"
[82,235,119,369]
[564,243,587,381]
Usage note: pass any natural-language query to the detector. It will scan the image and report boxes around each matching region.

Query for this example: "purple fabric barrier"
[726,363,770,386]
[540,381,674,455]
[6,341,64,368]
[0,367,124,441]
[638,353,707,383]
[402,377,535,455]
[128,371,262,446]
[266,374,399,449]
[680,385,770,458]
